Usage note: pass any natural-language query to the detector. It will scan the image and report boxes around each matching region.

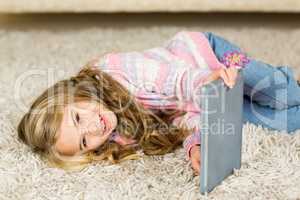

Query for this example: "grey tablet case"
[199,70,244,194]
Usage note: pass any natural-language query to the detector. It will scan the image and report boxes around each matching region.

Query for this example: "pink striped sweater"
[87,31,226,161]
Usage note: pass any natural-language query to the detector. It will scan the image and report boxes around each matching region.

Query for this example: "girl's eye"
[76,113,80,123]
[82,136,87,148]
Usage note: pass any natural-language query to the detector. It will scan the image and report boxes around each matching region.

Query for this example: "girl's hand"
[202,67,239,89]
[114,134,137,146]
[218,66,239,89]
[190,145,201,175]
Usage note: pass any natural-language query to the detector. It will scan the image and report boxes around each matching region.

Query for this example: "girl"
[17,31,300,175]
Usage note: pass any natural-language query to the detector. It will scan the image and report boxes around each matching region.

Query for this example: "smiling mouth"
[99,115,106,133]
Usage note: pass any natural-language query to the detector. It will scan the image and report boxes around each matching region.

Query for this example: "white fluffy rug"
[1,14,300,199]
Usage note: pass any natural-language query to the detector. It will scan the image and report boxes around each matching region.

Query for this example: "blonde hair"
[17,65,191,171]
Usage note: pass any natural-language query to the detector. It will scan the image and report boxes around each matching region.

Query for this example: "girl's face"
[55,100,117,156]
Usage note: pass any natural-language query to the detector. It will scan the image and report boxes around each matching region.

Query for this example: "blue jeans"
[203,32,300,134]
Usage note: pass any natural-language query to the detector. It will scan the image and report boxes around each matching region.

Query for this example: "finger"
[224,68,236,88]
[226,68,237,87]
[219,69,232,88]
[228,67,238,83]
[191,158,201,175]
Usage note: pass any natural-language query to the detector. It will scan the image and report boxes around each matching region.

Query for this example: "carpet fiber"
[1,14,300,199]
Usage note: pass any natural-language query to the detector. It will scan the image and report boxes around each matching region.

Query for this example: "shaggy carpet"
[0,14,300,199]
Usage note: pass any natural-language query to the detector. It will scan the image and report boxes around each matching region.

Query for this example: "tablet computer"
[199,70,244,194]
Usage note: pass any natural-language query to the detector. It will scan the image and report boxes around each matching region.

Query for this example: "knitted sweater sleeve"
[171,112,201,161]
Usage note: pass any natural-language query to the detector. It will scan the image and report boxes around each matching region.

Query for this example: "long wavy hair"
[17,64,192,171]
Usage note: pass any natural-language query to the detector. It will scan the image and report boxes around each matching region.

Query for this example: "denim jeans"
[203,32,300,134]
